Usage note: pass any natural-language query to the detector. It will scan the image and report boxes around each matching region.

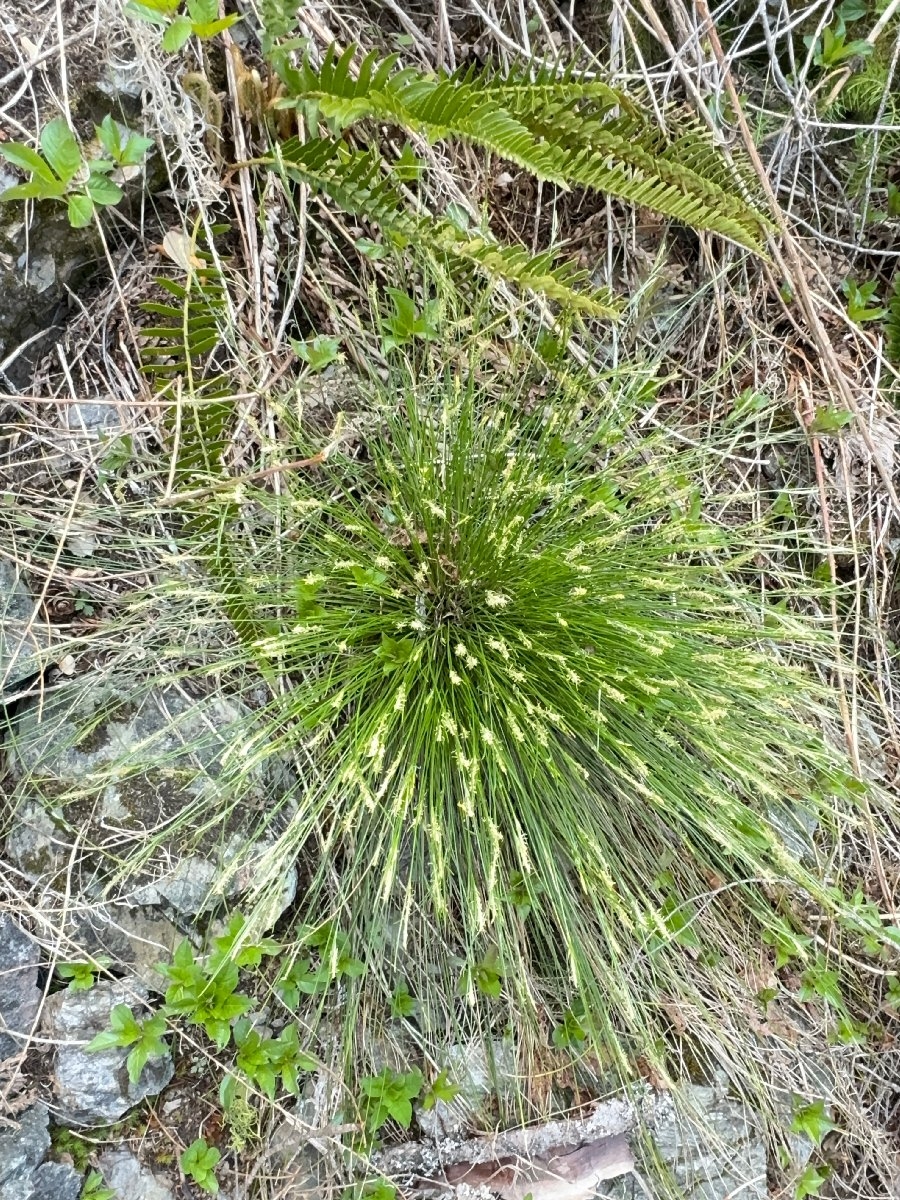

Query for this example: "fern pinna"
[138,245,264,645]
[267,43,772,294]
[271,135,619,317]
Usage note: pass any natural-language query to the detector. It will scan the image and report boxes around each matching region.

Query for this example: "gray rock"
[652,1086,766,1200]
[29,1160,83,1200]
[6,683,297,917]
[61,400,126,441]
[270,1108,326,1200]
[0,914,41,1060]
[416,1039,517,1138]
[604,1077,766,1200]
[0,1105,50,1200]
[3,800,69,882]
[40,978,173,1126]
[0,188,100,388]
[0,561,57,690]
[97,1148,176,1200]
[68,906,183,992]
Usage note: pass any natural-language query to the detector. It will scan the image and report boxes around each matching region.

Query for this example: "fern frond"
[273,136,616,313]
[439,238,620,317]
[275,136,417,233]
[463,57,635,117]
[276,44,772,253]
[139,248,264,645]
[139,260,232,479]
[887,273,900,368]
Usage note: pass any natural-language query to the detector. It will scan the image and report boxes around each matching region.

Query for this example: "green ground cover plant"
[0,116,152,228]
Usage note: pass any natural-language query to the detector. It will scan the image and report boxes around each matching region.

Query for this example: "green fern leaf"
[887,273,900,368]
[439,236,620,317]
[139,261,232,479]
[276,44,772,252]
[273,136,613,312]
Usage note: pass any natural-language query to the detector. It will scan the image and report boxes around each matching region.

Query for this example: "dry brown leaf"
[160,230,203,272]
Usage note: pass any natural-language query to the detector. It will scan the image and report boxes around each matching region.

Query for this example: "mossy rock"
[5,683,296,916]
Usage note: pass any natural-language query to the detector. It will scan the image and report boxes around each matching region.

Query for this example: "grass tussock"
[143,341,882,1095]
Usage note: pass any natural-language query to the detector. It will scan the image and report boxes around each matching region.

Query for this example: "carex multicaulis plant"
[188,344,879,1085]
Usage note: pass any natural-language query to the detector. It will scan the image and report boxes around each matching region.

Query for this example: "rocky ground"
[2,0,900,1198]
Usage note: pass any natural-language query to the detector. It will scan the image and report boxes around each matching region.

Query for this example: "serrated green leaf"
[162,14,193,51]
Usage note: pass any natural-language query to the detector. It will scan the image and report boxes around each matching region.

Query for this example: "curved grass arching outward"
[193,350,877,1088]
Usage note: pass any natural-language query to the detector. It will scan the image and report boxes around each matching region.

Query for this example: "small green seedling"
[842,277,887,324]
[0,117,150,228]
[72,592,98,617]
[420,1070,460,1112]
[658,894,702,950]
[290,333,342,372]
[180,1137,221,1195]
[762,926,812,970]
[359,1067,423,1133]
[125,0,240,52]
[374,633,418,673]
[795,1162,830,1199]
[831,1014,870,1045]
[552,1006,590,1050]
[796,957,844,1009]
[809,406,854,434]
[95,115,154,174]
[275,922,365,1006]
[81,1170,116,1200]
[97,432,136,491]
[209,912,280,970]
[460,949,503,999]
[85,1004,169,1084]
[805,17,873,67]
[506,870,543,920]
[844,886,895,956]
[362,1182,398,1200]
[790,1097,839,1146]
[380,289,440,353]
[222,1017,316,1104]
[56,960,108,992]
[390,983,418,1019]
[159,939,252,1048]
